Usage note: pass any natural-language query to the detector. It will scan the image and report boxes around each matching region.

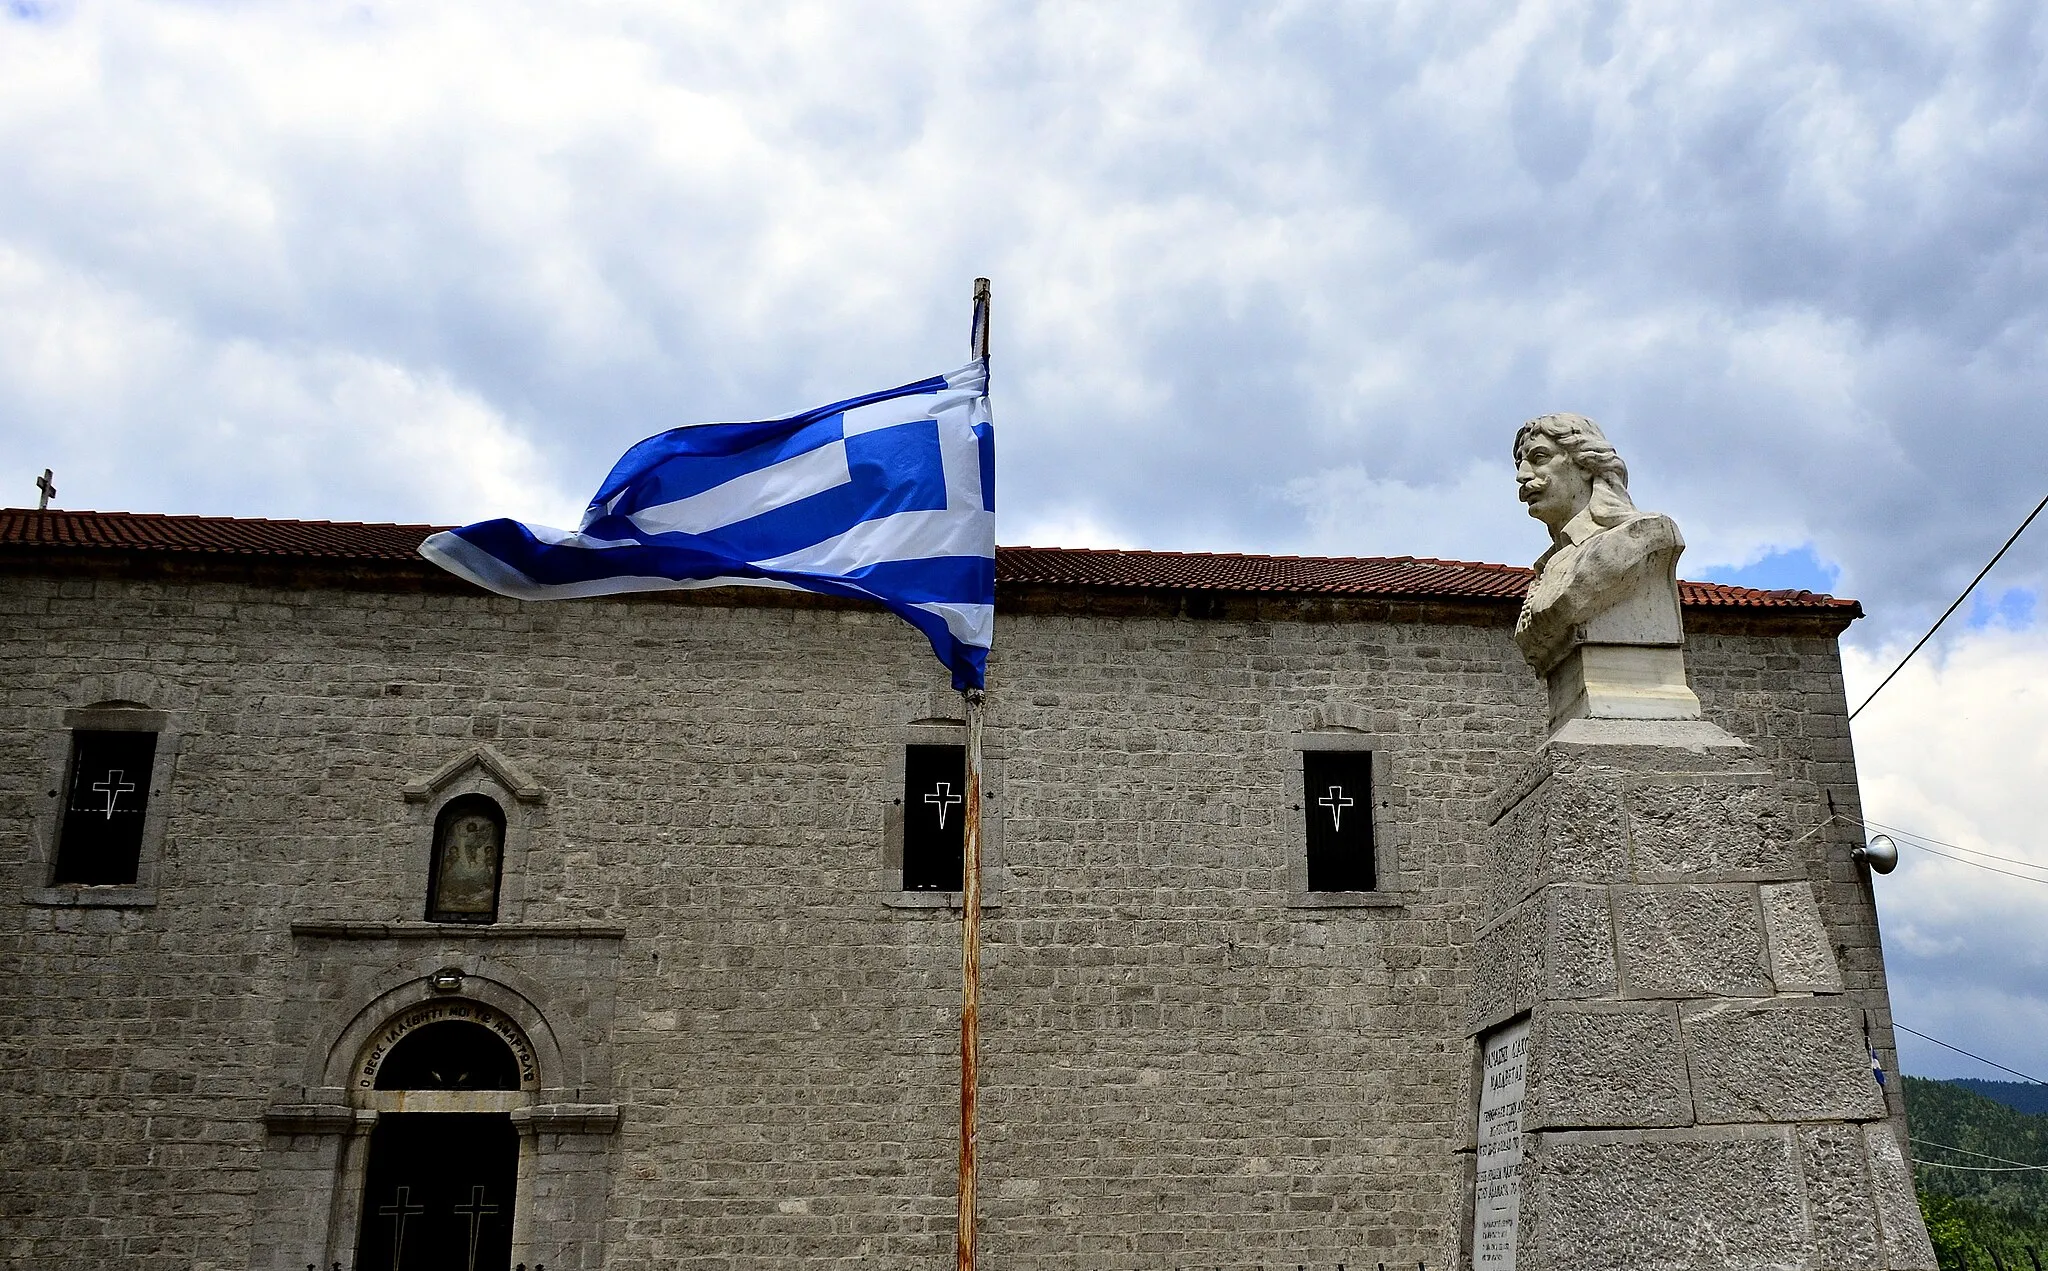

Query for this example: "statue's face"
[1515,432,1593,532]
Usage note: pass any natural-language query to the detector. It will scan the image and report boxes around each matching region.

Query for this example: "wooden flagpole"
[957,276,991,1271]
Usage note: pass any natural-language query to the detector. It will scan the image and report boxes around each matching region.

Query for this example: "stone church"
[0,504,1927,1269]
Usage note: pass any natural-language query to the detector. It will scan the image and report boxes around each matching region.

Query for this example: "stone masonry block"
[1622,772,1807,882]
[1469,885,1617,1035]
[1683,999,1886,1124]
[1613,884,1772,998]
[1484,768,1628,917]
[1524,1002,1691,1131]
[1799,1123,1881,1271]
[1761,882,1844,993]
[1545,884,1617,1000]
[1469,901,1542,1035]
[1865,1125,1939,1271]
[1522,1126,1806,1271]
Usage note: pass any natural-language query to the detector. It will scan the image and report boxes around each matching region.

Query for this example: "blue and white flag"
[420,362,994,689]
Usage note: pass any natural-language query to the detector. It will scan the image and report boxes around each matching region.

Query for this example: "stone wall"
[0,568,1895,1269]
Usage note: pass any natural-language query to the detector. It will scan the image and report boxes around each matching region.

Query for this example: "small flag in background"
[421,362,994,688]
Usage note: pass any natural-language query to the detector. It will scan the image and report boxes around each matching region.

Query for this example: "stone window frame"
[1286,708,1409,909]
[21,703,182,908]
[402,745,545,926]
[880,701,1008,910]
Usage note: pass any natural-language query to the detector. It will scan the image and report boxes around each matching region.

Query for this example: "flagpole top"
[971,279,991,362]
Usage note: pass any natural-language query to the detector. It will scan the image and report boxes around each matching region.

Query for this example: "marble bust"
[1512,413,1702,725]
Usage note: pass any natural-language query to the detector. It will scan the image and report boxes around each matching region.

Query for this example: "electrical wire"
[1915,1159,2048,1172]
[1894,1022,2048,1085]
[1864,818,2048,874]
[1849,491,2048,722]
[1901,841,2048,886]
[1912,1138,2048,1168]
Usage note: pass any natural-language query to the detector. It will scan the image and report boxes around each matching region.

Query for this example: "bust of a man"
[1512,413,1686,676]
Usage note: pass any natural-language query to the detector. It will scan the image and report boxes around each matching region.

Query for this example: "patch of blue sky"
[1695,545,1842,596]
[1967,586,2038,631]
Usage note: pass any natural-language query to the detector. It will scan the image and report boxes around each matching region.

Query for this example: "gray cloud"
[2,0,2045,1073]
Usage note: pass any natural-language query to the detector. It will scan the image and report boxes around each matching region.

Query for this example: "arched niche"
[400,745,545,924]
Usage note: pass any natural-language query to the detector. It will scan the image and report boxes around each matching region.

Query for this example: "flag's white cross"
[1318,785,1355,833]
[454,1184,500,1271]
[925,782,964,830]
[92,770,136,820]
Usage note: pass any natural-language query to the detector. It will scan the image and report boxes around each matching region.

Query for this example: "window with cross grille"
[902,743,966,891]
[1302,749,1376,892]
[54,729,158,885]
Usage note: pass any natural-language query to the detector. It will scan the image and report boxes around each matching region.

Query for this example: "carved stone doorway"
[355,1112,518,1271]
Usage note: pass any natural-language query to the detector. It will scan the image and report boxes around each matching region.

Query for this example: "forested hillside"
[1904,1075,2048,1269]
[1950,1080,2048,1120]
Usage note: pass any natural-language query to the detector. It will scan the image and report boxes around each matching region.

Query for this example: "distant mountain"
[1905,1076,2048,1216]
[1948,1078,2048,1119]
[1904,1075,2048,1266]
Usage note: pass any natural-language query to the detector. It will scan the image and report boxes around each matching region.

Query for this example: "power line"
[1866,818,2048,874]
[1903,840,2048,886]
[1850,490,2048,722]
[1895,1022,2048,1085]
[1915,1159,2048,1172]
[1912,1138,2048,1168]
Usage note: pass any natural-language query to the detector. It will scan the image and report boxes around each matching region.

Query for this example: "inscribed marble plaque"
[1473,1016,1529,1271]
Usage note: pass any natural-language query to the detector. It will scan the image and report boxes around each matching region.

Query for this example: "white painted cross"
[454,1184,500,1271]
[377,1185,424,1265]
[35,468,54,511]
[91,769,136,820]
[1318,784,1354,832]
[925,781,964,829]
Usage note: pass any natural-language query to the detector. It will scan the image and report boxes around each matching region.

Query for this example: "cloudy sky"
[4,1,2045,1081]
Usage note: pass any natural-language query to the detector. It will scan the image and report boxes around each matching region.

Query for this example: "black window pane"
[54,730,157,885]
[375,1020,522,1091]
[1304,750,1375,892]
[903,744,966,891]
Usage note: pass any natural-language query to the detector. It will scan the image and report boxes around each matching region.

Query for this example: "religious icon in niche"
[426,795,505,923]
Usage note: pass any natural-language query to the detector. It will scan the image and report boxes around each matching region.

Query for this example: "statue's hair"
[1513,412,1637,528]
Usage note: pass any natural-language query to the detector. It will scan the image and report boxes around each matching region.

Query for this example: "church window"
[54,729,159,885]
[1302,749,1376,892]
[902,743,966,891]
[425,795,505,924]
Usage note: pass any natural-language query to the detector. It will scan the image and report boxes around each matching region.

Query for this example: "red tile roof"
[0,508,1859,612]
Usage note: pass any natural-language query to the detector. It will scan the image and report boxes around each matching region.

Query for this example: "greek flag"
[420,362,994,689]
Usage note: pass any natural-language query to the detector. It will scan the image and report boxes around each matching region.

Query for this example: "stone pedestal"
[1464,717,1934,1271]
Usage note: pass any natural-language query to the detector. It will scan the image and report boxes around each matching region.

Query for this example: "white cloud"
[1847,624,2048,1078]
[3,0,2048,1076]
